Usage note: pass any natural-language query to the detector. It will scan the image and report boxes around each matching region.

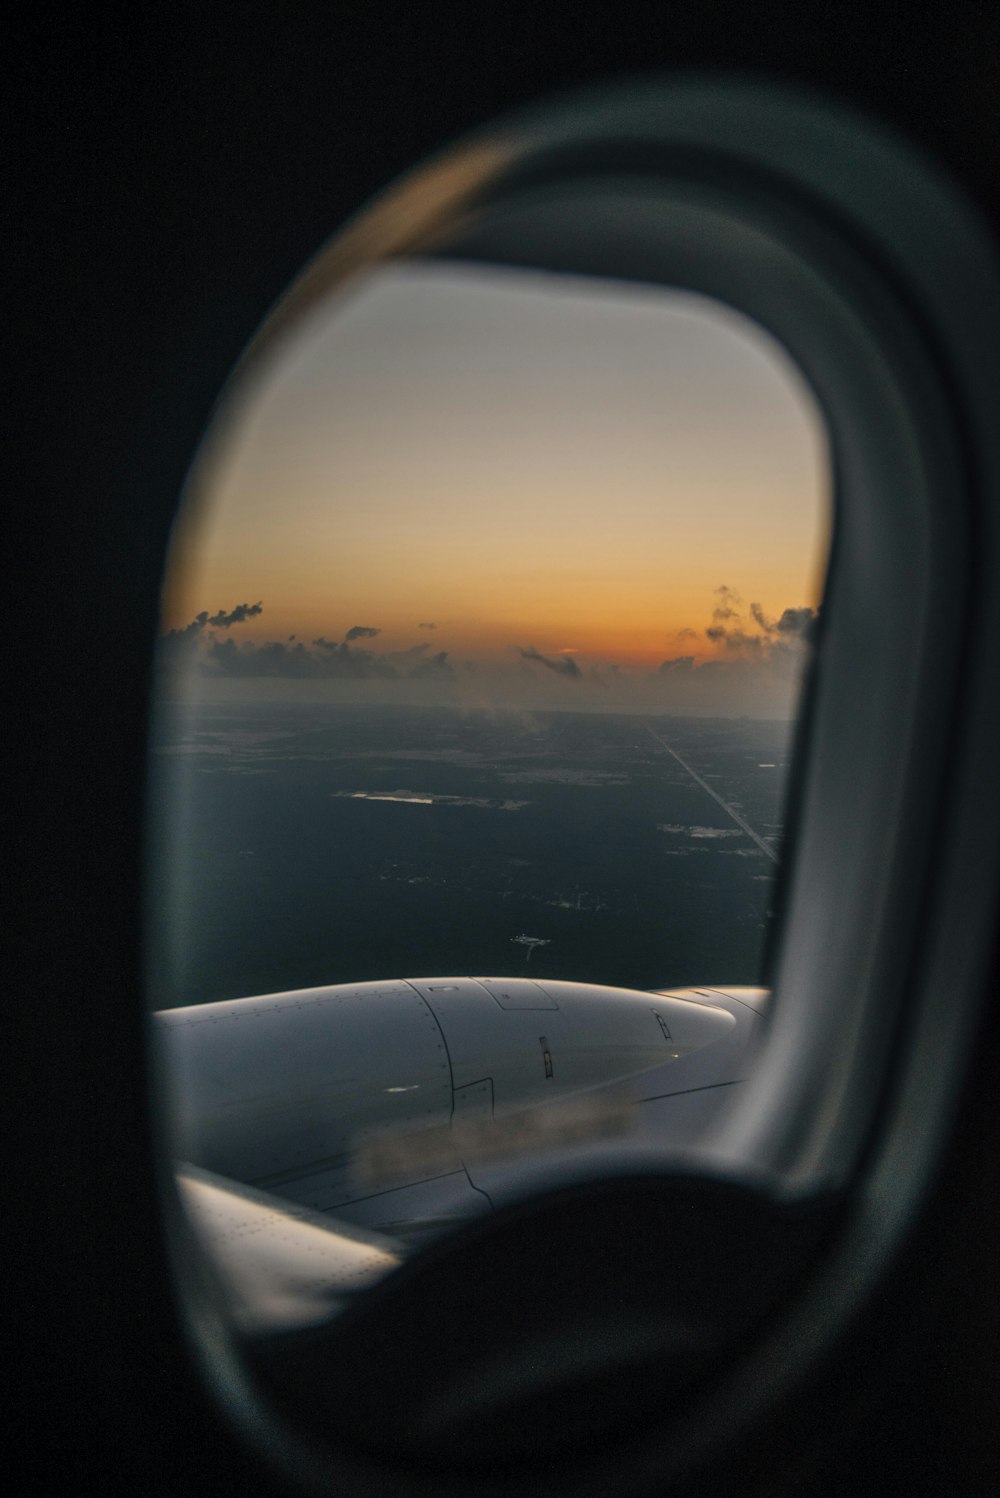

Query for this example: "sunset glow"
[161,260,830,716]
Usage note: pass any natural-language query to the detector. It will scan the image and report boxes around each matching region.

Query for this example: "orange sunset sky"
[160,260,830,717]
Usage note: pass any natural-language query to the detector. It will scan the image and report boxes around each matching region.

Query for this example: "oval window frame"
[148,75,1000,1494]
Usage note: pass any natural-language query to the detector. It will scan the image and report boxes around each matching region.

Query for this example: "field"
[148,702,795,1008]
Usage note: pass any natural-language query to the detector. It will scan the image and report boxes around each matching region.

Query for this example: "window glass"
[149,260,829,1317]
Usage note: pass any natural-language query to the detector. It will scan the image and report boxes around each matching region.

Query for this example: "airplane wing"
[157,976,767,1330]
[175,1163,403,1336]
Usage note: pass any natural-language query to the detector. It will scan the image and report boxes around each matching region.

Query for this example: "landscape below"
[149,701,793,1008]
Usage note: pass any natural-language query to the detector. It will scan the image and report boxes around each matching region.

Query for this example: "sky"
[159,259,830,718]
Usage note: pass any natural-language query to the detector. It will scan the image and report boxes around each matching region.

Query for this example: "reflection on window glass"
[149,260,829,1328]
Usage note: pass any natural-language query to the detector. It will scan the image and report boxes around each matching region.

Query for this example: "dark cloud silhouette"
[159,587,816,708]
[776,607,815,636]
[706,624,763,654]
[207,601,263,627]
[159,603,264,663]
[750,602,816,639]
[702,587,817,665]
[159,603,450,683]
[202,636,396,680]
[711,584,742,625]
[202,638,320,678]
[407,649,452,678]
[518,646,582,679]
[193,629,453,682]
[161,611,209,647]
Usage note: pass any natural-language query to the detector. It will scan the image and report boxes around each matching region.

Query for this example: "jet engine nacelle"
[154,978,760,1240]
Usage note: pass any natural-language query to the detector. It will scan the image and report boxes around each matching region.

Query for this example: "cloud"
[158,585,816,717]
[201,636,396,679]
[418,621,437,630]
[391,642,430,657]
[776,606,815,637]
[206,601,263,627]
[159,603,452,685]
[158,603,263,664]
[408,649,452,678]
[180,626,454,683]
[518,645,582,679]
[161,611,209,647]
[712,584,742,624]
[705,624,764,654]
[749,601,816,640]
[696,587,818,678]
[202,638,320,678]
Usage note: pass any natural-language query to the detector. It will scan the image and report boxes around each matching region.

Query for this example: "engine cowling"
[154,977,745,1230]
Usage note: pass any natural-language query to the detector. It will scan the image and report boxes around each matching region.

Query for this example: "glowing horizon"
[161,260,829,715]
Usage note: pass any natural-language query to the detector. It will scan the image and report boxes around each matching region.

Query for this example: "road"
[644,723,779,865]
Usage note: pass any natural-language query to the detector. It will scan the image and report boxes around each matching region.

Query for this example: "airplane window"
[129,66,1000,1494]
[147,257,829,1333]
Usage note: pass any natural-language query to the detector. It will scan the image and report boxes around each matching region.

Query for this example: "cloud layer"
[157,589,818,718]
[518,646,583,679]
